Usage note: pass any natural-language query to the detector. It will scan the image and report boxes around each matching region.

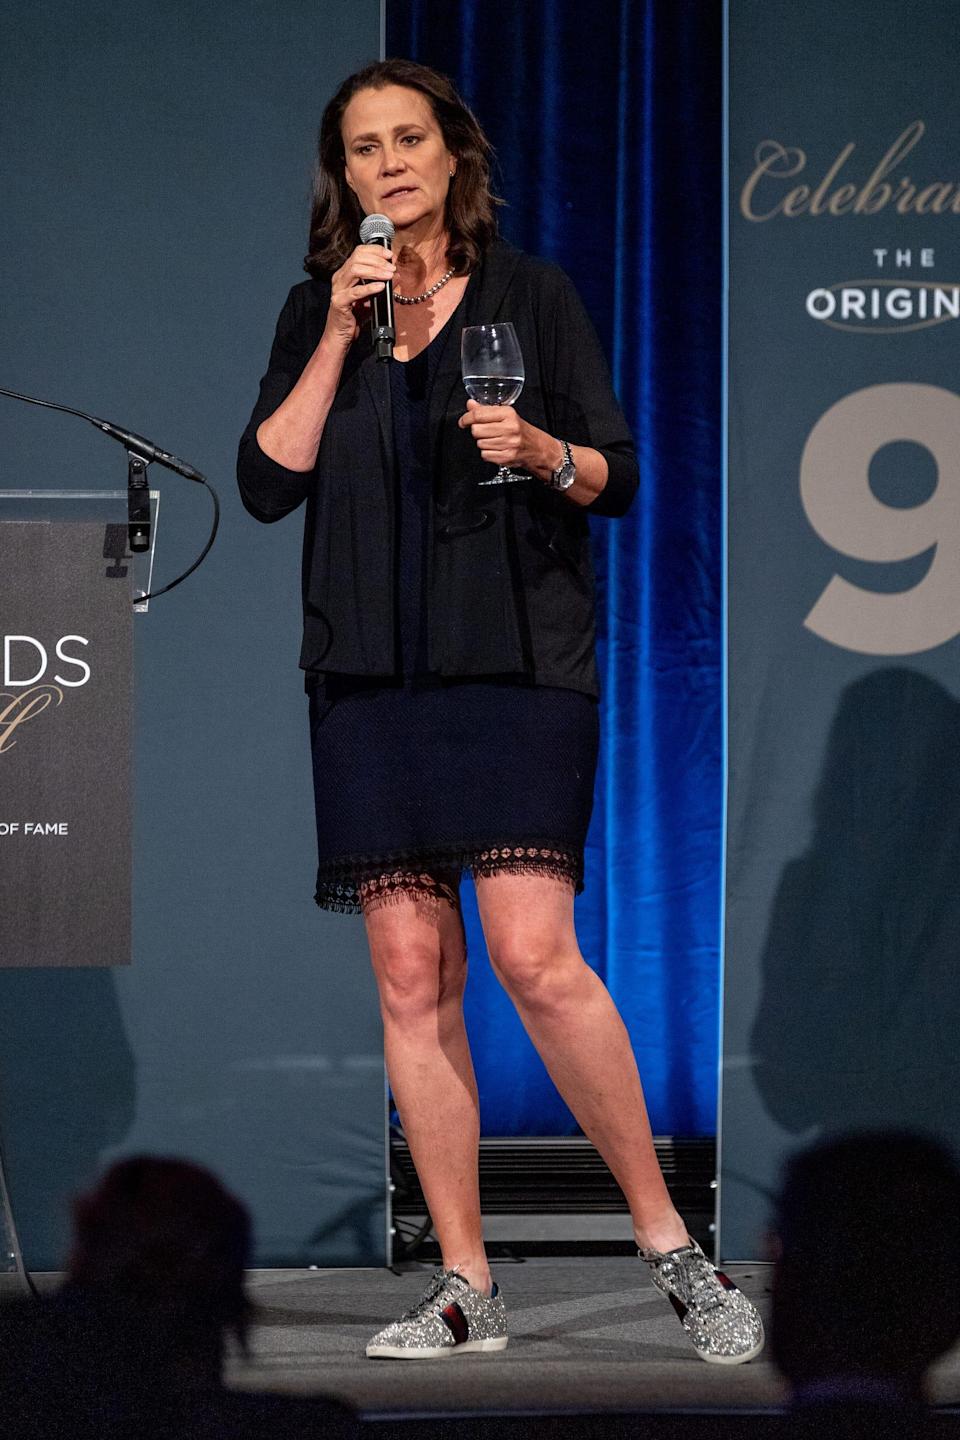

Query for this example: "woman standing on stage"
[238,58,763,1366]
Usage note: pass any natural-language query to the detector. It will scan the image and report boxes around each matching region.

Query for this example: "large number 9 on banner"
[800,382,960,655]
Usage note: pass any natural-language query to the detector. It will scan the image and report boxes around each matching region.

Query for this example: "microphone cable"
[0,384,220,605]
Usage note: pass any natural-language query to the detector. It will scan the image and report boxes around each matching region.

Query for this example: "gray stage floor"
[227,1258,960,1415]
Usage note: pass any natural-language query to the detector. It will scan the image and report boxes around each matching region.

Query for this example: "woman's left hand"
[458,399,536,469]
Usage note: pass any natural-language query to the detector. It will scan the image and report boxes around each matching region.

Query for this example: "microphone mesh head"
[359,213,395,243]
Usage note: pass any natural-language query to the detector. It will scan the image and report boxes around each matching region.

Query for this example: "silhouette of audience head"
[769,1130,960,1399]
[66,1154,252,1377]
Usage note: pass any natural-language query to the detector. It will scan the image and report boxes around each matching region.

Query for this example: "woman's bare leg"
[474,870,688,1253]
[364,881,493,1292]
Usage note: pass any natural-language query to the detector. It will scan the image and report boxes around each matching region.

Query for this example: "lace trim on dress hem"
[314,844,583,914]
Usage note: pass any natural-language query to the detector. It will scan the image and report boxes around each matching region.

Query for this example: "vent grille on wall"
[390,1135,717,1258]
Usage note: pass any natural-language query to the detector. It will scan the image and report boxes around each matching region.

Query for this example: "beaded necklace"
[394,267,456,305]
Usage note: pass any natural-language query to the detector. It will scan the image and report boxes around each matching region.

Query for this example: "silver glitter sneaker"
[639,1235,765,1364]
[365,1267,508,1360]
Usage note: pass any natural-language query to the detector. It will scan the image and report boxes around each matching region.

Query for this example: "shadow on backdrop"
[752,667,960,1140]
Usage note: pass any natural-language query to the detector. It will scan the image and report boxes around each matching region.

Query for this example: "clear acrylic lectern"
[0,487,159,1289]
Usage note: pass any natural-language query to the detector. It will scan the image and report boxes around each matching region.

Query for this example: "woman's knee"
[368,924,467,1026]
[488,934,583,1009]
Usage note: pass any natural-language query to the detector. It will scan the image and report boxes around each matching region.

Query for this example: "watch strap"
[550,439,576,489]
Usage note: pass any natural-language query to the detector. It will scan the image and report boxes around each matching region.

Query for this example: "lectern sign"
[0,521,132,966]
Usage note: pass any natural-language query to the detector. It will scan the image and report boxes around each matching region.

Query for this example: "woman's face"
[341,84,456,235]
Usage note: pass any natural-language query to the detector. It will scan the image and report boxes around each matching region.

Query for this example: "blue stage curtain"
[386,1,722,1135]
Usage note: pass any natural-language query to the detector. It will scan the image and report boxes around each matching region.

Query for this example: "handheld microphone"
[359,213,395,361]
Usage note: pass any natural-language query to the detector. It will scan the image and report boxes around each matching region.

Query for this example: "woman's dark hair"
[67,1156,253,1360]
[305,57,500,279]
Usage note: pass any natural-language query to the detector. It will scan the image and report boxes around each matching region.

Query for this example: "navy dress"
[309,309,599,912]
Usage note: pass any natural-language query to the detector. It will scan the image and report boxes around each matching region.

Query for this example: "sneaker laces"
[670,1250,727,1315]
[401,1267,466,1321]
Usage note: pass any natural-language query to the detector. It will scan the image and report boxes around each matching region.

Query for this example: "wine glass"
[460,323,526,485]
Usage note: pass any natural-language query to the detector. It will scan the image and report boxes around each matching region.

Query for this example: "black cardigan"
[237,239,638,697]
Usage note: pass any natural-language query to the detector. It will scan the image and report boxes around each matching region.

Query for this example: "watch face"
[555,462,576,490]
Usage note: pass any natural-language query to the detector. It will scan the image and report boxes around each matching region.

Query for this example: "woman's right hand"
[324,242,396,348]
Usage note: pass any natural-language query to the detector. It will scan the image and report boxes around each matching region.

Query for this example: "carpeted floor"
[226,1258,960,1417]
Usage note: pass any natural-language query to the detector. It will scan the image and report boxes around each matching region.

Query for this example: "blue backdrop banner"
[722,0,960,1258]
[387,1,723,1136]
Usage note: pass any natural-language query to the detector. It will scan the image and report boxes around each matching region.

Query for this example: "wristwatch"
[549,439,576,491]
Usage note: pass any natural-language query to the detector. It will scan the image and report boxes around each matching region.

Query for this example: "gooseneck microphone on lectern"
[0,383,220,602]
[0,385,204,552]
[359,213,396,361]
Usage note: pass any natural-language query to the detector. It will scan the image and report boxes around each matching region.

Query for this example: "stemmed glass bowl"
[460,323,526,486]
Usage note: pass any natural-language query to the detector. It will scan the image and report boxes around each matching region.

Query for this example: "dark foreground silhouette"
[769,1130,960,1439]
[0,1155,357,1440]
